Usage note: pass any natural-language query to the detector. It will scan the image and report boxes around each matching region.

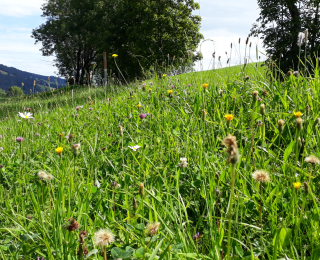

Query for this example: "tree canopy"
[32,0,203,84]
[250,0,320,73]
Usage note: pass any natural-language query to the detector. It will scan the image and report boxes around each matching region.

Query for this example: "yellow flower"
[203,83,209,89]
[224,114,234,122]
[293,182,301,190]
[163,74,167,77]
[168,90,173,94]
[137,104,141,108]
[55,147,63,154]
[112,54,118,58]
[293,111,302,118]
[149,88,152,92]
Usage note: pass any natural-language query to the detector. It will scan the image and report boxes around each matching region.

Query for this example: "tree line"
[32,0,203,85]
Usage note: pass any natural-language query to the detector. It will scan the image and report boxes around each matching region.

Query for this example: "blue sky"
[0,0,264,76]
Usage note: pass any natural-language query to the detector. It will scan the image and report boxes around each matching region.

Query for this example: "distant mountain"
[0,64,66,94]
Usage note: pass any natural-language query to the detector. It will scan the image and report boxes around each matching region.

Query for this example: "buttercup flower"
[112,54,118,58]
[137,104,141,108]
[163,74,167,77]
[294,111,303,118]
[55,147,63,154]
[18,112,33,119]
[224,114,234,122]
[129,145,141,151]
[293,182,301,190]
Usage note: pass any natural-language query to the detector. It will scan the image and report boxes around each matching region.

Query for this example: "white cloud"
[0,0,47,17]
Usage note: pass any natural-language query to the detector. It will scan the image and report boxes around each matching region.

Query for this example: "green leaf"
[134,247,145,258]
[148,238,163,260]
[86,249,98,257]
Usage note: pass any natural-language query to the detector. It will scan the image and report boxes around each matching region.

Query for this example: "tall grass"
[1,60,320,260]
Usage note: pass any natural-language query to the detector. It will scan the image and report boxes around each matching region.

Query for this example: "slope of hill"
[0,64,66,94]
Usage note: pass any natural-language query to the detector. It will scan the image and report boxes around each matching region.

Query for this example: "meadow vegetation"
[1,61,320,260]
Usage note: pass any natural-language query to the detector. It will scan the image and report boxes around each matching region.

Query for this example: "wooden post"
[103,52,107,88]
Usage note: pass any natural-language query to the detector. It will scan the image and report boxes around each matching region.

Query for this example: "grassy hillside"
[1,62,320,260]
[0,64,66,94]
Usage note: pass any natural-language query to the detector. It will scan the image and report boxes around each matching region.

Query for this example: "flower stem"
[226,164,235,260]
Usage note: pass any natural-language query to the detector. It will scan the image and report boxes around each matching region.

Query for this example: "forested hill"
[0,64,66,94]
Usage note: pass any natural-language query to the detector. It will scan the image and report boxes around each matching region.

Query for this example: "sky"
[0,0,264,76]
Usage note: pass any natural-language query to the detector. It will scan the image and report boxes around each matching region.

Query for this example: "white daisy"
[18,112,33,119]
[128,145,141,151]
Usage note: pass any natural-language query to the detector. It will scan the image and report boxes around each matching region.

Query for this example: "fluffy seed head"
[252,170,270,183]
[278,119,285,133]
[94,229,115,247]
[38,171,47,180]
[304,155,320,164]
[146,222,160,236]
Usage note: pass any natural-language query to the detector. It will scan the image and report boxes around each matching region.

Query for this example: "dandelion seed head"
[94,229,115,247]
[305,155,320,164]
[252,170,270,183]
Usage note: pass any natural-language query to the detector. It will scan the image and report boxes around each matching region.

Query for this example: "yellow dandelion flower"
[112,54,118,58]
[137,104,141,108]
[55,147,63,154]
[202,83,209,89]
[163,74,167,77]
[293,182,301,190]
[293,111,302,118]
[168,90,173,94]
[224,114,234,122]
[149,88,152,92]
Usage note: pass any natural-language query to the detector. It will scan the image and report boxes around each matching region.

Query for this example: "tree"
[32,0,203,83]
[250,0,320,74]
[6,86,24,97]
[0,89,6,97]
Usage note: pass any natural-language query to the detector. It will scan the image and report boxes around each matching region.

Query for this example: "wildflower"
[43,174,53,181]
[256,120,263,127]
[224,114,234,122]
[76,106,83,110]
[202,109,207,118]
[0,135,2,138]
[293,182,301,190]
[297,32,305,47]
[245,76,250,80]
[18,112,33,119]
[16,137,24,142]
[304,155,320,164]
[139,114,146,120]
[66,219,80,231]
[112,54,118,58]
[0,147,3,151]
[278,119,285,133]
[287,71,292,76]
[35,133,40,137]
[178,157,188,168]
[222,135,240,165]
[149,88,152,92]
[149,82,153,85]
[75,114,79,117]
[146,222,160,236]
[293,71,299,76]
[137,104,141,108]
[94,229,115,247]
[95,180,101,188]
[111,181,121,188]
[252,170,270,183]
[294,111,303,118]
[37,171,47,179]
[129,145,141,151]
[193,232,200,240]
[168,90,173,94]
[296,118,303,130]
[55,147,63,154]
[202,83,209,89]
[72,143,81,157]
[89,107,92,111]
[163,74,167,77]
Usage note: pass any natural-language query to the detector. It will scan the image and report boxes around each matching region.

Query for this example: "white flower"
[297,32,306,47]
[95,180,101,188]
[128,145,141,151]
[18,112,33,119]
[178,157,188,168]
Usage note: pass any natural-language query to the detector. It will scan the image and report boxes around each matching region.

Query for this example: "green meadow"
[1,62,320,260]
